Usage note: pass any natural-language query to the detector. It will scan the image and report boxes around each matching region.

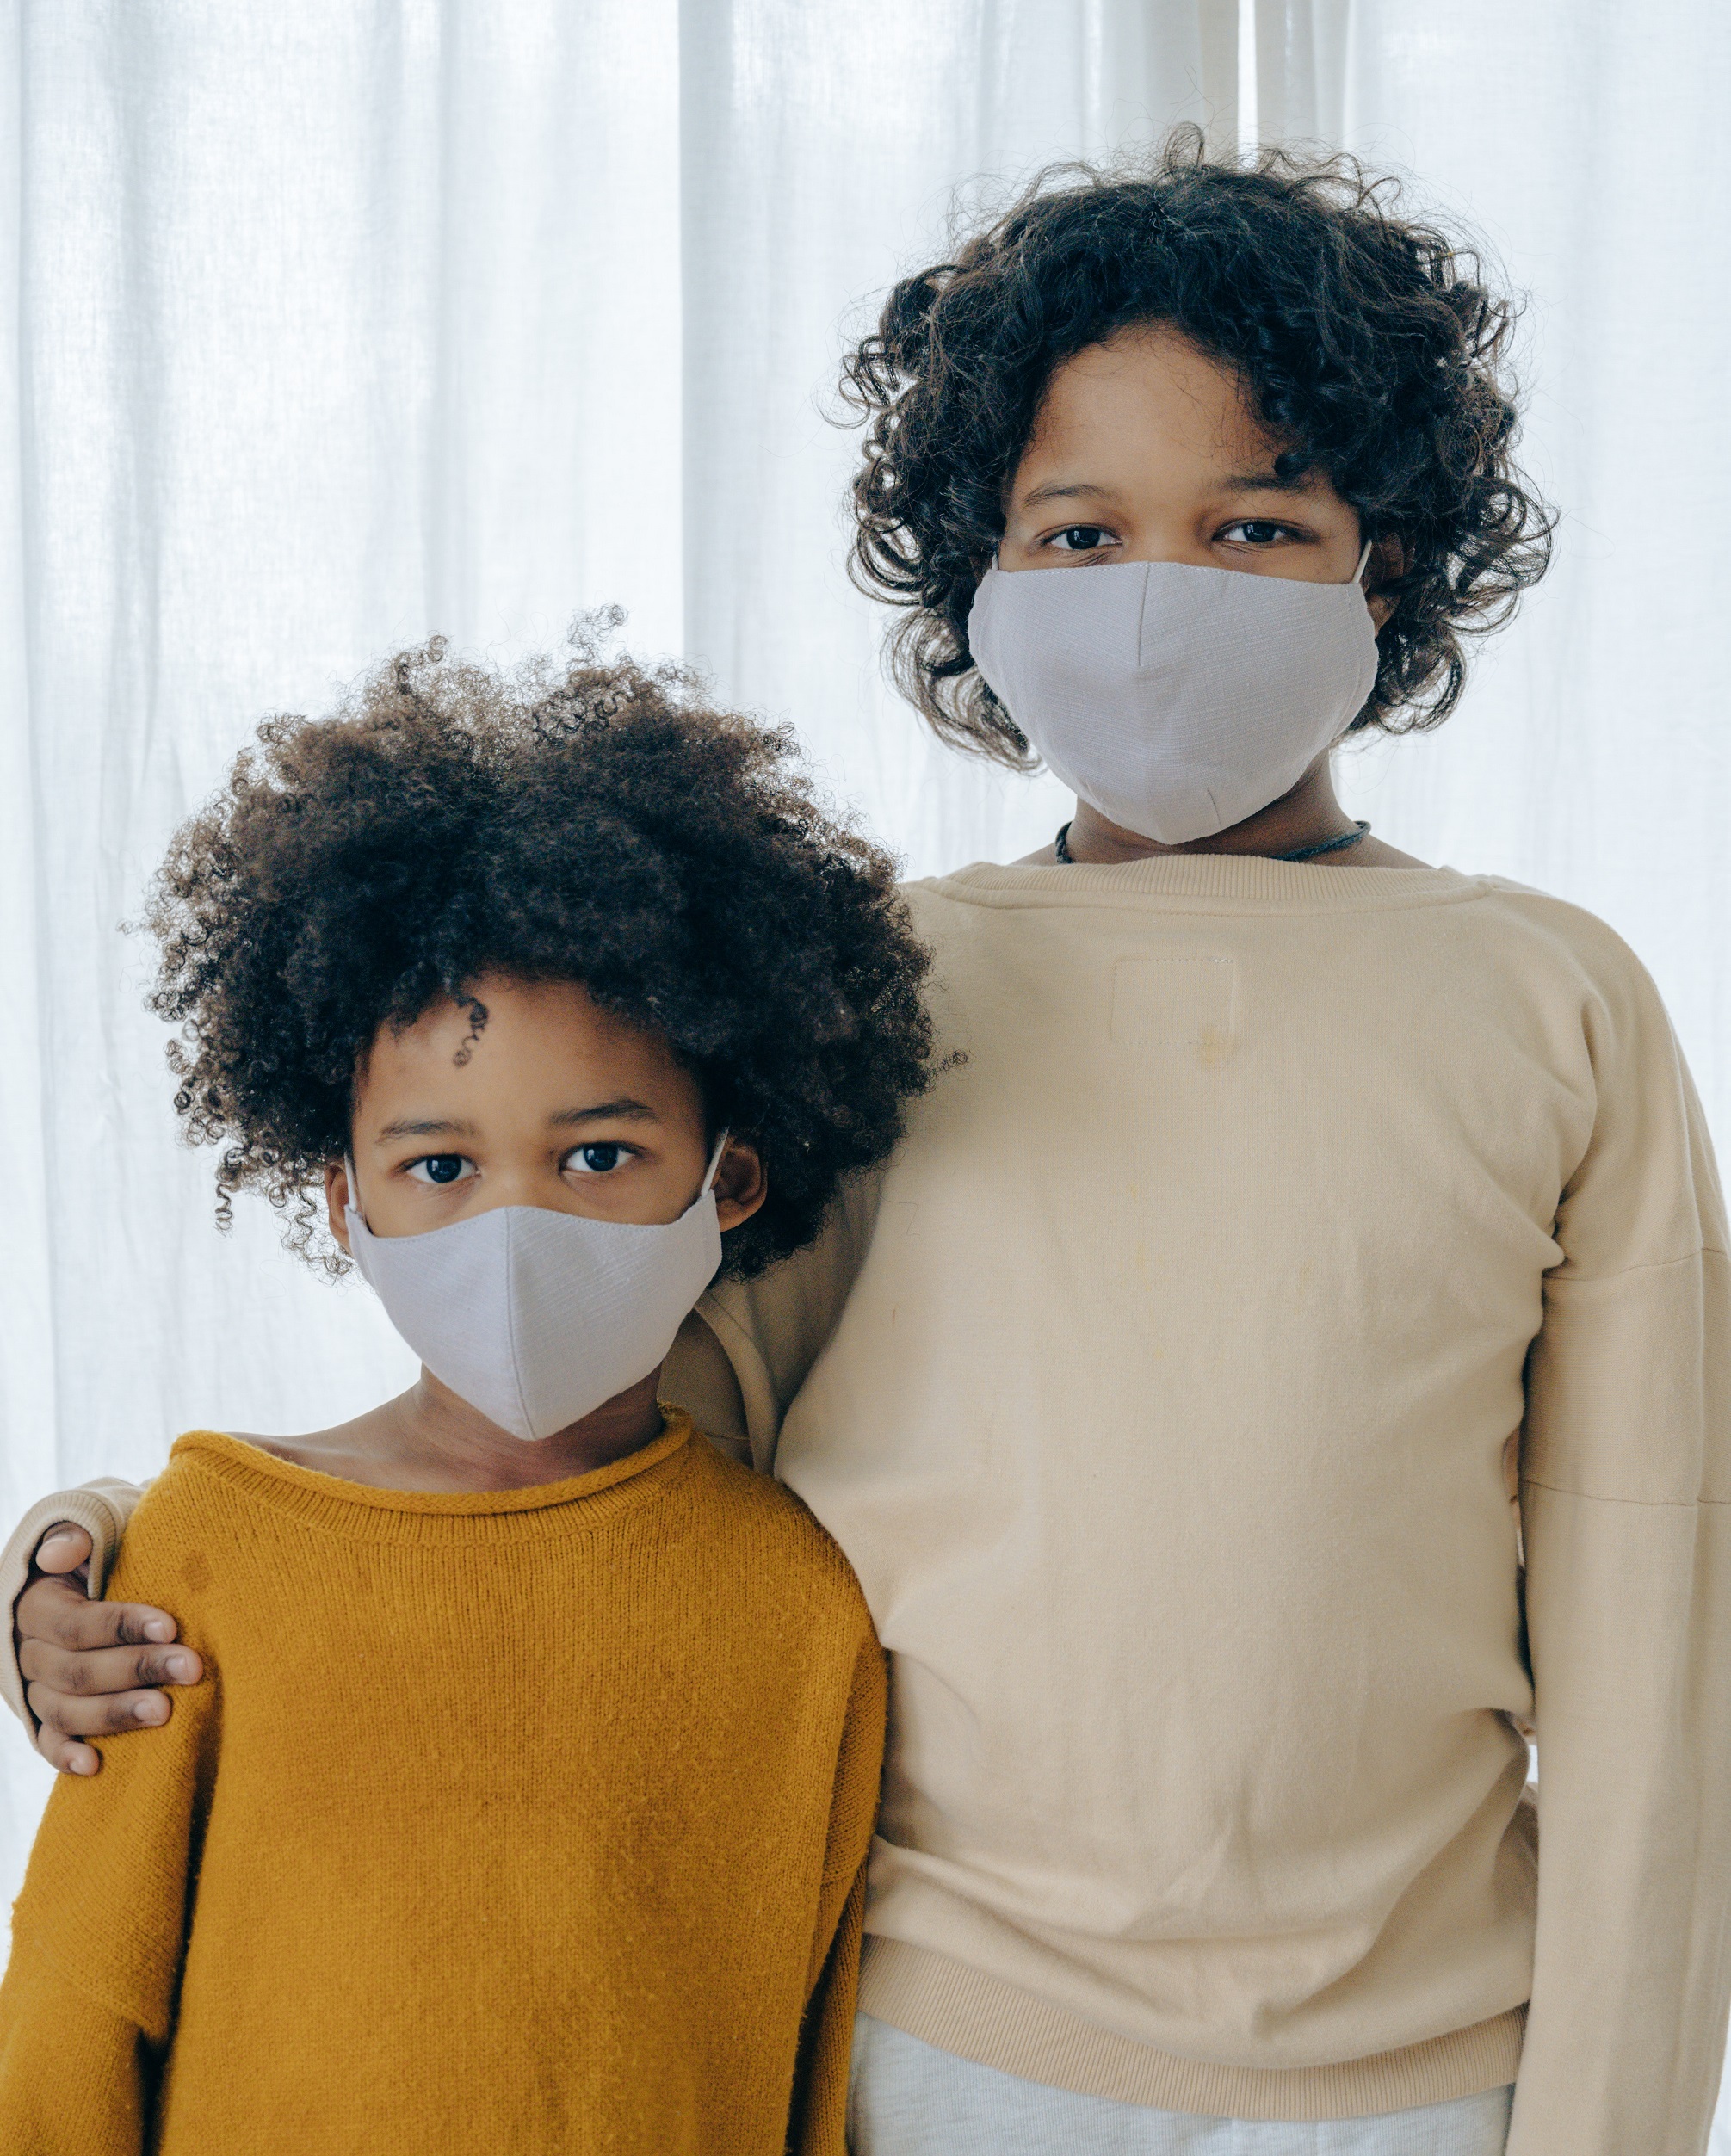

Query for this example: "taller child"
[11,138,1731,2156]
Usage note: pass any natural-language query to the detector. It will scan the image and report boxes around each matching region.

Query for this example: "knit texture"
[0,1413,884,2155]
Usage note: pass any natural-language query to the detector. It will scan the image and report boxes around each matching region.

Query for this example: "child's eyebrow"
[371,1100,660,1144]
[1217,464,1320,494]
[547,1099,659,1128]
[1017,479,1117,509]
[1017,468,1320,510]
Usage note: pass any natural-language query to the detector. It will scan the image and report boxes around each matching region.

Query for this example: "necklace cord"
[1054,819,1369,865]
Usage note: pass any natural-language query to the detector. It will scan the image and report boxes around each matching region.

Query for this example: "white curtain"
[3,8,1728,2123]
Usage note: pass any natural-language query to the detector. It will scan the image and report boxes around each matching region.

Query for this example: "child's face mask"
[967,548,1378,846]
[343,1136,726,1442]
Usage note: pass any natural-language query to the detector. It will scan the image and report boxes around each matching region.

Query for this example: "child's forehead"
[1019,326,1294,489]
[358,977,689,1102]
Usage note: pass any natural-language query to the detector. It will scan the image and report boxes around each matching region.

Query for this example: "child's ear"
[1366,534,1407,631]
[324,1159,355,1255]
[712,1138,768,1233]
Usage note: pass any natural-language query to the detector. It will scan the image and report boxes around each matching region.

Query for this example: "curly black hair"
[840,127,1556,764]
[145,630,935,1277]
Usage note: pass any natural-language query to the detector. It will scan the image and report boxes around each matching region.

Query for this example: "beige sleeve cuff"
[0,1480,148,1729]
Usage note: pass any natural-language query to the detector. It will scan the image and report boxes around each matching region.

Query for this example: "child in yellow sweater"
[0,638,935,2154]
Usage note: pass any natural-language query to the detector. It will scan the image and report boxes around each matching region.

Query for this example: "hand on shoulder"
[14,1520,201,1777]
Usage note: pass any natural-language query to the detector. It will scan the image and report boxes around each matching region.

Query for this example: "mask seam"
[502,1208,535,1437]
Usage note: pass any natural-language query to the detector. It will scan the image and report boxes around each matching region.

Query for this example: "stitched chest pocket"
[1110,955,1238,1066]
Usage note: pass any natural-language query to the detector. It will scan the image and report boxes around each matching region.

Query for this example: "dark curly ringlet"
[840,127,1556,763]
[145,629,935,1277]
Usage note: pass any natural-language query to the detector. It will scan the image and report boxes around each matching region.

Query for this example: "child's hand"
[15,1525,202,1776]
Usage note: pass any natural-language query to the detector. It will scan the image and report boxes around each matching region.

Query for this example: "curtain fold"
[1329,0,1731,1151]
[1253,0,1348,145]
[2,29,1728,2137]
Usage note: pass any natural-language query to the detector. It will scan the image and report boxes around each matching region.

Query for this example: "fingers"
[28,1679,176,1739]
[10,1533,198,1776]
[31,1523,93,1577]
[12,1577,201,1777]
[28,1683,182,1776]
[19,1634,201,1701]
[15,1573,179,1653]
[33,1723,103,1776]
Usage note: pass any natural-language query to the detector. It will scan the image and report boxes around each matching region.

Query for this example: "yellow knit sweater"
[0,1413,884,2155]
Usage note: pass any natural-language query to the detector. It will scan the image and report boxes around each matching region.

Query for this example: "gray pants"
[847,2015,1514,2156]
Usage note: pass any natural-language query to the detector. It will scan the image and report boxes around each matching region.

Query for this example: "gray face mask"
[967,550,1379,846]
[343,1138,727,1442]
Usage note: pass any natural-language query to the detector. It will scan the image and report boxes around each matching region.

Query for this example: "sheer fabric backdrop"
[3,8,1728,2122]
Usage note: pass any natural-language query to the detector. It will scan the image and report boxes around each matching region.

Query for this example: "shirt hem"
[857,1937,1526,2122]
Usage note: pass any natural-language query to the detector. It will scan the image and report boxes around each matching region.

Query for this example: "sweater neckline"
[925,855,1487,911]
[171,1410,694,1525]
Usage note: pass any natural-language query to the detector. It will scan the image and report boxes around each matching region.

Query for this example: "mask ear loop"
[1352,535,1376,585]
[342,1154,368,1229]
[701,1129,731,1197]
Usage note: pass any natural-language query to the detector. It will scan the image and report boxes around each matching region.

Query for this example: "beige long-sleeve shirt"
[9,853,1729,2152]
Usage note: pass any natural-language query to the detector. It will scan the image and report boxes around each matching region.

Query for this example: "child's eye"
[406,1154,473,1187]
[1047,524,1118,553]
[1218,520,1297,547]
[564,1142,630,1177]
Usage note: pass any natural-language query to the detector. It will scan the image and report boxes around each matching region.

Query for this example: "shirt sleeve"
[0,1503,219,2152]
[0,1479,150,1728]
[683,1164,887,1474]
[786,1627,887,2156]
[0,1938,158,2156]
[1509,954,1731,2156]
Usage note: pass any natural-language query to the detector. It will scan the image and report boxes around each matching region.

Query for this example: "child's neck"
[1054,758,1427,871]
[244,1368,670,1493]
